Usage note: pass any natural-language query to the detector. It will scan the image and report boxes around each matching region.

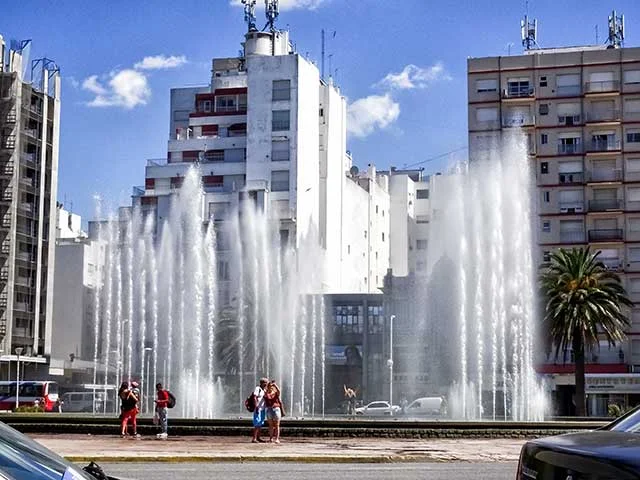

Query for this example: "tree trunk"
[573,331,586,417]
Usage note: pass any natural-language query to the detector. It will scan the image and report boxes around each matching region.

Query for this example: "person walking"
[264,379,285,444]
[119,382,139,438]
[155,383,169,439]
[251,377,268,443]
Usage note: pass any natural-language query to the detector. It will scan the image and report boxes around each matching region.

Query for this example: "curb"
[64,455,448,464]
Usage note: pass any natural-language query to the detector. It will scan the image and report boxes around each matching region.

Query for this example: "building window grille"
[271,140,290,161]
[271,170,289,192]
[272,110,290,131]
[272,80,291,101]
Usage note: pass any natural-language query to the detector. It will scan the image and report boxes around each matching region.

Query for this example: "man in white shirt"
[252,377,268,443]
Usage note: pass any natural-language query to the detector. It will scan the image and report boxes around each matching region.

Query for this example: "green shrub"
[14,405,45,413]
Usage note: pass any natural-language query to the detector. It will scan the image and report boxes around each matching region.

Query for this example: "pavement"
[32,434,526,463]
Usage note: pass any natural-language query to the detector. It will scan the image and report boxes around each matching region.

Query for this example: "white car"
[354,401,400,416]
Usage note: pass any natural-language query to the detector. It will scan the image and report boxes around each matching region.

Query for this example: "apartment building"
[468,44,640,415]
[0,35,60,373]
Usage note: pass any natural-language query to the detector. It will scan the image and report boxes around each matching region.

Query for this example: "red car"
[0,381,59,412]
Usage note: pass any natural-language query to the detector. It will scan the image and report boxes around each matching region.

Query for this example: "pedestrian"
[155,383,169,439]
[251,377,268,443]
[119,381,139,438]
[264,379,285,444]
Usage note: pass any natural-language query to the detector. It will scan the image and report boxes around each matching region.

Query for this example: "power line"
[401,146,468,170]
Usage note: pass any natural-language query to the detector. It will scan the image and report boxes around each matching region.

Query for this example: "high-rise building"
[468,39,640,415]
[0,35,60,369]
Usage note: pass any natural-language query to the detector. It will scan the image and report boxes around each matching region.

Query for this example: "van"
[61,391,105,413]
[404,396,446,416]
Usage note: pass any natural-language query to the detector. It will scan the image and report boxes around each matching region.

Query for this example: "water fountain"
[92,167,327,417]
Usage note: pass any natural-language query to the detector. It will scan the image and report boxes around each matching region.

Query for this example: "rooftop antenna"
[607,10,624,48]
[241,0,258,32]
[321,29,325,80]
[520,15,538,50]
[265,0,279,32]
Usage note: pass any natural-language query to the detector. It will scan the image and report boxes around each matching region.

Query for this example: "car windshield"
[0,421,94,479]
[607,405,640,433]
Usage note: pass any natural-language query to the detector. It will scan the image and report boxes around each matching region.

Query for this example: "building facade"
[468,44,640,415]
[0,35,60,375]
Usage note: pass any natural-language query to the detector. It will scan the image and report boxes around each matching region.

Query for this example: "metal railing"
[558,115,581,126]
[0,136,16,149]
[586,169,622,182]
[502,86,534,98]
[601,258,623,271]
[590,139,620,152]
[588,199,622,211]
[585,110,621,122]
[558,143,582,155]
[588,228,623,242]
[558,172,583,184]
[502,116,534,127]
[558,202,584,213]
[585,80,620,93]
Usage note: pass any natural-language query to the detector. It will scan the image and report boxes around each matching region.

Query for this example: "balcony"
[502,116,534,128]
[586,169,622,182]
[502,86,534,99]
[558,172,584,184]
[0,136,15,150]
[585,80,620,93]
[585,110,621,123]
[588,199,622,211]
[557,143,582,155]
[559,202,584,213]
[559,230,585,243]
[558,115,581,126]
[589,139,620,152]
[556,85,582,97]
[588,229,623,242]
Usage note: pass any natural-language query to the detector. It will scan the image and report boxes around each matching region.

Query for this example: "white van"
[61,391,105,413]
[404,396,446,416]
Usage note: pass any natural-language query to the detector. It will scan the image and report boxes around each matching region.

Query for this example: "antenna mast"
[607,10,624,48]
[265,0,279,32]
[242,0,258,32]
[520,14,538,50]
[321,29,325,81]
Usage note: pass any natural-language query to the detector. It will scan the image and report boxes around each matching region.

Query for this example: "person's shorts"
[266,407,282,421]
[253,408,266,427]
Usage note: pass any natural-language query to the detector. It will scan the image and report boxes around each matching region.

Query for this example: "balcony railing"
[587,169,622,182]
[558,115,581,126]
[476,120,500,129]
[585,110,621,122]
[556,85,581,96]
[558,172,584,184]
[559,230,585,243]
[557,143,582,155]
[588,199,623,211]
[589,139,620,152]
[585,80,620,93]
[502,116,534,127]
[588,228,623,242]
[602,258,623,271]
[502,86,534,98]
[559,202,584,213]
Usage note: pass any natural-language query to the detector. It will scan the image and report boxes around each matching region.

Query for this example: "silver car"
[354,401,401,416]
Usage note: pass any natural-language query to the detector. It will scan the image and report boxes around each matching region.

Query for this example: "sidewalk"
[32,434,526,463]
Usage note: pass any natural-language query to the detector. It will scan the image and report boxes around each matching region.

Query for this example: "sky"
[2,0,640,221]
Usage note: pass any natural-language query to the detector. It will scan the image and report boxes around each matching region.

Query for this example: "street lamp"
[14,347,23,410]
[388,315,395,407]
[144,347,153,414]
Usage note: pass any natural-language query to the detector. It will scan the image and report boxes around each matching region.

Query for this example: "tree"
[540,247,631,416]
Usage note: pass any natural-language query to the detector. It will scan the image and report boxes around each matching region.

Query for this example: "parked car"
[354,401,400,416]
[61,392,106,413]
[516,405,640,479]
[0,381,59,412]
[403,396,446,417]
[0,419,119,479]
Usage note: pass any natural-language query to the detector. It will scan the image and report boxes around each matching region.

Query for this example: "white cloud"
[230,0,326,10]
[83,69,151,109]
[376,63,451,90]
[66,76,80,89]
[347,93,400,138]
[134,55,187,70]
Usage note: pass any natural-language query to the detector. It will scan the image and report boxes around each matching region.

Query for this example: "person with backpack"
[155,383,171,439]
[251,377,268,443]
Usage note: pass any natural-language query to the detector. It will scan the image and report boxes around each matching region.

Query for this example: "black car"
[517,407,640,479]
[0,420,119,480]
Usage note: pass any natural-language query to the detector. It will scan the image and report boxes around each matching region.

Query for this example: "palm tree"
[540,247,632,416]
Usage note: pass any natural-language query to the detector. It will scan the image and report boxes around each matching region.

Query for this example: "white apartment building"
[0,35,60,372]
[468,41,640,414]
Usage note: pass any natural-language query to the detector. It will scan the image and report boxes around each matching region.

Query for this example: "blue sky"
[2,0,640,220]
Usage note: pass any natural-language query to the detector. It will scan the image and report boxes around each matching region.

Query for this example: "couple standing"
[252,377,285,444]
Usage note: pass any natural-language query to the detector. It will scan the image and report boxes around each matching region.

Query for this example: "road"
[99,462,517,479]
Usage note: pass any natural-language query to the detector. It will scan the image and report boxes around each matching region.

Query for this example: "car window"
[608,405,640,433]
[369,402,386,408]
[48,383,58,395]
[0,384,15,397]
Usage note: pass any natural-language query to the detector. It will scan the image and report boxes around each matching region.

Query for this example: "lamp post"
[387,315,395,407]
[14,347,23,410]
[144,347,153,414]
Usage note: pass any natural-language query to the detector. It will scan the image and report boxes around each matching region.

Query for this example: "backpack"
[244,393,256,412]
[167,391,176,409]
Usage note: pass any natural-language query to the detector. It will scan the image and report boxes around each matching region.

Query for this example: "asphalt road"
[99,462,518,480]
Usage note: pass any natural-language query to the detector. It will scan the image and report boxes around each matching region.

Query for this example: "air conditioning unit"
[574,206,584,213]
[560,207,569,213]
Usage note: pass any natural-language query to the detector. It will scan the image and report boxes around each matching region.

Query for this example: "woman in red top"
[264,380,285,443]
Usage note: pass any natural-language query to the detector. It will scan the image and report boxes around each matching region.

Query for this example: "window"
[217,260,230,281]
[364,230,367,239]
[628,158,640,172]
[543,191,550,203]
[376,205,379,214]
[507,77,531,96]
[476,79,498,93]
[215,95,236,112]
[416,239,428,250]
[382,232,385,242]
[416,189,429,199]
[476,107,498,122]
[556,74,581,95]
[272,80,291,101]
[542,221,551,233]
[628,131,640,143]
[540,162,549,174]
[272,110,290,131]
[347,245,350,254]
[271,170,289,192]
[541,133,548,145]
[539,104,549,115]
[630,218,640,232]
[203,149,224,162]
[543,251,551,262]
[625,99,640,113]
[540,76,548,87]
[209,202,231,221]
[624,70,640,85]
[271,139,290,161]
[416,215,429,224]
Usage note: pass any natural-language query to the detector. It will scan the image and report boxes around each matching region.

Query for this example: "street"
[99,462,517,480]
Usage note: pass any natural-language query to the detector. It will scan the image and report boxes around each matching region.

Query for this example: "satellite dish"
[350,166,359,177]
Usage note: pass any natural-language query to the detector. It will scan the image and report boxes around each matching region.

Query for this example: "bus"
[0,381,59,412]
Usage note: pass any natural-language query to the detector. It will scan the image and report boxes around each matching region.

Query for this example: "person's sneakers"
[156,433,168,439]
